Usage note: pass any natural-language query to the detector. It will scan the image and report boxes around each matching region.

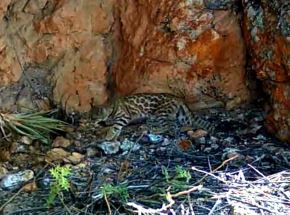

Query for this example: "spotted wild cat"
[92,93,215,140]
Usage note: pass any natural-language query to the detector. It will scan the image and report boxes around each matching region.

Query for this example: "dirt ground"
[0,104,289,215]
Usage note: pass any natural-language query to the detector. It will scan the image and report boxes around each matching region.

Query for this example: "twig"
[0,187,25,212]
[127,185,202,214]
[69,206,97,215]
[208,198,222,215]
[103,192,112,215]
[187,194,194,215]
[247,164,269,181]
[192,167,228,184]
[7,207,49,214]
[228,196,278,214]
[171,185,202,198]
[59,192,73,215]
[193,155,239,185]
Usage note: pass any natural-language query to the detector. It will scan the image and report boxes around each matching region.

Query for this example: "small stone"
[159,147,167,152]
[45,148,70,162]
[203,147,212,153]
[120,139,141,152]
[195,137,206,144]
[0,170,34,190]
[41,175,52,187]
[223,137,234,144]
[52,136,71,148]
[253,134,266,141]
[142,134,164,144]
[188,129,208,139]
[66,152,84,164]
[10,141,27,154]
[74,140,81,147]
[98,141,121,155]
[222,148,245,161]
[22,181,37,192]
[74,162,88,169]
[211,143,219,150]
[86,147,98,157]
[161,138,171,146]
[20,136,32,145]
[0,149,11,162]
[148,134,164,143]
[210,136,218,144]
[0,166,8,179]
[177,139,192,151]
[103,167,114,174]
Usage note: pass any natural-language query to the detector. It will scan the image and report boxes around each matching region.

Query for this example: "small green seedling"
[160,165,192,194]
[175,165,191,183]
[101,183,129,204]
[47,165,72,206]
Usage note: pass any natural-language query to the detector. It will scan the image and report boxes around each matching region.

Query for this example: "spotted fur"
[93,93,215,140]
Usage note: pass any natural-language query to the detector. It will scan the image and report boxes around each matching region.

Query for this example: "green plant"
[162,166,170,183]
[175,165,191,183]
[161,165,192,193]
[47,165,72,206]
[0,111,68,144]
[101,183,129,204]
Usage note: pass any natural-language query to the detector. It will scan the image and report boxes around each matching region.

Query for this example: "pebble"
[86,147,98,157]
[10,141,27,153]
[203,147,212,153]
[210,136,218,144]
[0,166,8,179]
[177,139,192,151]
[188,129,208,139]
[22,181,37,192]
[222,148,245,161]
[143,134,164,144]
[52,136,72,148]
[211,143,219,150]
[195,137,206,145]
[66,152,85,164]
[102,167,114,174]
[0,170,34,190]
[98,141,121,155]
[20,136,32,145]
[161,138,171,146]
[45,148,70,162]
[253,134,266,141]
[223,137,234,144]
[120,139,141,152]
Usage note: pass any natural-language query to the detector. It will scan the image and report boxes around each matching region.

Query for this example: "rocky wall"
[0,0,114,112]
[242,0,290,141]
[0,0,289,142]
[114,0,251,110]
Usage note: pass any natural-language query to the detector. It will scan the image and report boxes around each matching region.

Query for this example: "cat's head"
[91,104,115,124]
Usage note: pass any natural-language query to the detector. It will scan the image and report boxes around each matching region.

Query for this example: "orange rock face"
[114,0,250,109]
[0,0,114,112]
[242,0,290,142]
